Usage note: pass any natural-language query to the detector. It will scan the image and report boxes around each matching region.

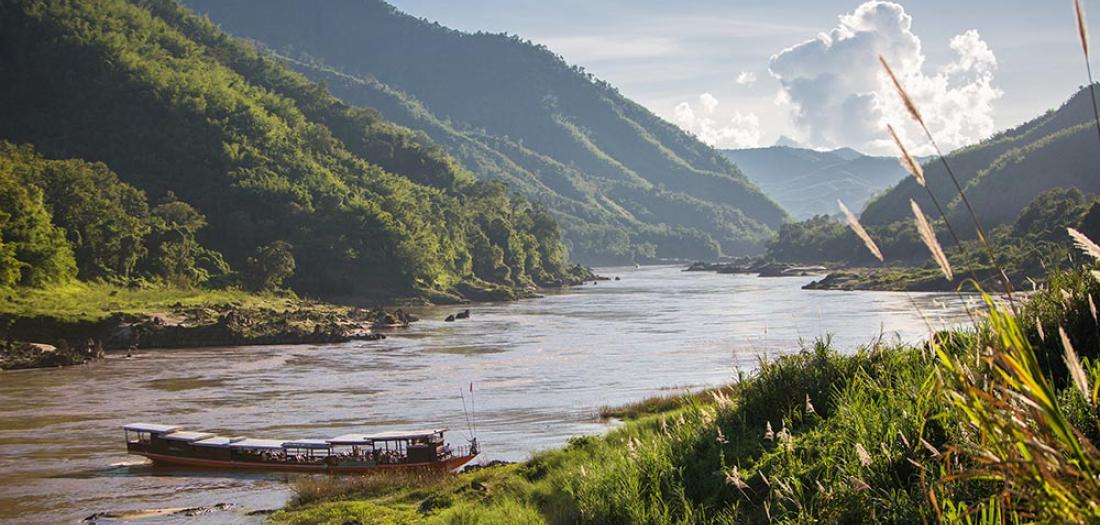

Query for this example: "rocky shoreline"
[684,258,829,278]
[0,303,415,371]
[1,273,600,371]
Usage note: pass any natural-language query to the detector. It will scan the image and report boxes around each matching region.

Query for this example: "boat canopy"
[361,429,448,441]
[282,439,331,449]
[163,431,216,442]
[326,433,371,445]
[229,439,285,450]
[192,436,245,448]
[123,423,180,434]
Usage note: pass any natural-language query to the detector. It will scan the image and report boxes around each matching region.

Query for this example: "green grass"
[0,281,310,323]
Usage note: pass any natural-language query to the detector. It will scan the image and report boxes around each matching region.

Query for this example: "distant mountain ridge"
[181,0,787,263]
[861,85,1100,232]
[720,146,910,220]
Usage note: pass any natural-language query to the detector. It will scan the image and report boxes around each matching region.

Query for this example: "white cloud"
[699,92,720,113]
[673,94,761,149]
[736,71,758,86]
[768,1,1002,155]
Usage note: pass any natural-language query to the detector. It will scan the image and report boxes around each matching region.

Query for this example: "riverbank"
[0,283,415,370]
[269,268,1100,524]
[0,270,604,370]
[683,259,1013,293]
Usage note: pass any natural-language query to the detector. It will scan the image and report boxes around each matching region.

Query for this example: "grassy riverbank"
[0,282,416,369]
[271,267,1100,524]
[0,281,304,323]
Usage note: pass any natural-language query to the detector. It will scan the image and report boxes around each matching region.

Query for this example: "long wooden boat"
[123,423,478,473]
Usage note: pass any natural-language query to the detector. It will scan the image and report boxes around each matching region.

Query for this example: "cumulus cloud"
[673,94,761,149]
[768,1,1002,154]
[736,71,758,86]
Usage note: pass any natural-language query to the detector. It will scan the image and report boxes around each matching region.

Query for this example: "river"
[0,266,974,524]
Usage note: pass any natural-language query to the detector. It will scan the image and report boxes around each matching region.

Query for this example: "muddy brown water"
[0,266,974,524]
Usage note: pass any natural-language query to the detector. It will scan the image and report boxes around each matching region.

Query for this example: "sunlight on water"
[0,267,972,524]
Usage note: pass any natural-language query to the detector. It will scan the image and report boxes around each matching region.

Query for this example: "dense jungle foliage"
[0,0,588,299]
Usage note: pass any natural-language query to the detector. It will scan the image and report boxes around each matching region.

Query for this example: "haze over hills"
[181,0,788,264]
[721,146,910,220]
[861,85,1100,232]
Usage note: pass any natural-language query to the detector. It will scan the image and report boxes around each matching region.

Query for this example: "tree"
[143,194,211,286]
[1078,199,1100,242]
[0,170,75,287]
[243,240,296,291]
[1013,187,1087,242]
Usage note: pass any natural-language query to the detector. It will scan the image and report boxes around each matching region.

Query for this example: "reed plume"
[1069,227,1100,259]
[1075,0,1100,144]
[879,57,924,128]
[1059,326,1090,398]
[838,200,884,262]
[911,200,953,281]
[880,55,1015,301]
[887,124,925,186]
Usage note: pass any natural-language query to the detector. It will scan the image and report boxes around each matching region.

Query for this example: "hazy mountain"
[720,146,909,219]
[861,86,1100,232]
[181,0,788,263]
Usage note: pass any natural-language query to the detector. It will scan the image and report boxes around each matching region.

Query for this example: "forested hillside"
[861,86,1100,231]
[722,146,908,219]
[181,0,787,263]
[0,0,587,299]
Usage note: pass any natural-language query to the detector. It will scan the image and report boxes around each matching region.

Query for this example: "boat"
[122,423,478,473]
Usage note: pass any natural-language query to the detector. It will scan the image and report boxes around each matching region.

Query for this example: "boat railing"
[448,443,475,458]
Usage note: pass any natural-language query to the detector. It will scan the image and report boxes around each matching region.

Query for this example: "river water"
[0,266,973,524]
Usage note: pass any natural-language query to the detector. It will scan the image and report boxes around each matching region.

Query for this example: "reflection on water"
[0,266,973,524]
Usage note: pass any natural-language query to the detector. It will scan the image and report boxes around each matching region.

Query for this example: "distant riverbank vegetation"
[765,187,1099,290]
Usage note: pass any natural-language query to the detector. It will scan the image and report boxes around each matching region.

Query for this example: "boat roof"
[192,436,245,448]
[229,439,286,450]
[162,431,215,442]
[361,428,448,441]
[282,439,332,449]
[123,423,180,433]
[326,433,371,445]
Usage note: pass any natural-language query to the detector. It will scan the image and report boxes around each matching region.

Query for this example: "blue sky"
[387,0,1093,154]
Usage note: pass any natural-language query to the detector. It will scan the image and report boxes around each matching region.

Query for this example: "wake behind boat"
[123,423,478,473]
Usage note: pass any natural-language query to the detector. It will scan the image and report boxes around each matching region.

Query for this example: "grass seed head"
[1078,0,1091,59]
[1069,228,1100,260]
[911,199,953,281]
[1060,326,1090,398]
[880,55,925,127]
[887,124,925,186]
[839,199,884,262]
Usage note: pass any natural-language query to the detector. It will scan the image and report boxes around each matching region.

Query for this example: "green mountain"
[180,0,787,263]
[0,0,589,299]
[721,146,909,220]
[861,86,1100,232]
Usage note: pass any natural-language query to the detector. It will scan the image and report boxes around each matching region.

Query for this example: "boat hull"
[133,451,477,474]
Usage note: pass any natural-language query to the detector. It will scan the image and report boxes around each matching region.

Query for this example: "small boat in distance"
[122,423,478,473]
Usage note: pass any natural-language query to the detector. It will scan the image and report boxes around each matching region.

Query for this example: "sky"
[386,0,1095,155]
